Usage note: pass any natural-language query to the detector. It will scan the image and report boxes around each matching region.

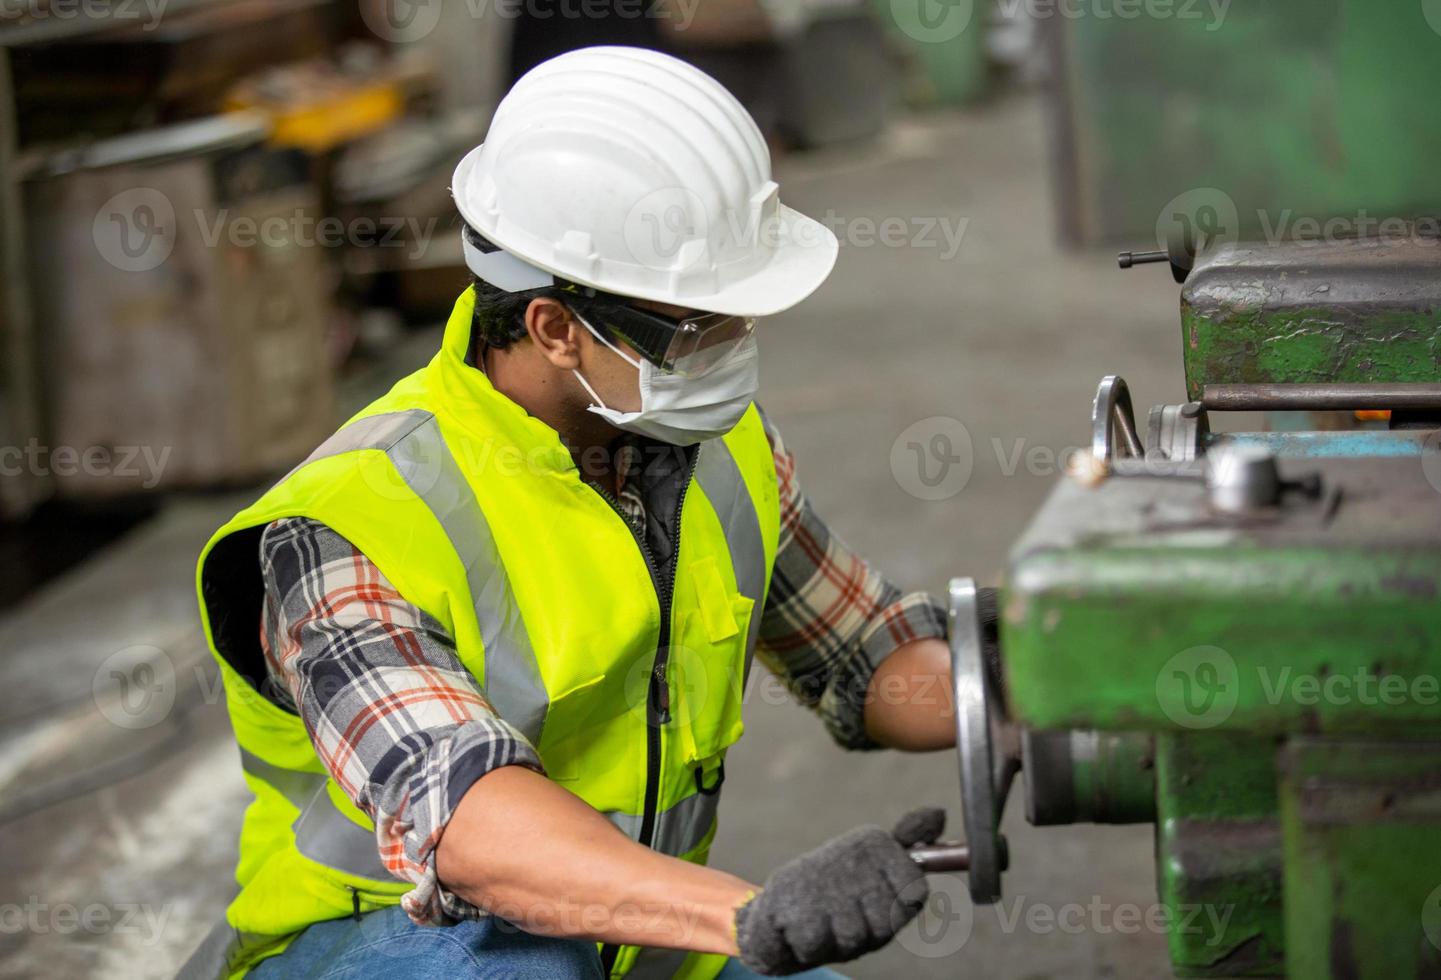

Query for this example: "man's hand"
[733,807,946,975]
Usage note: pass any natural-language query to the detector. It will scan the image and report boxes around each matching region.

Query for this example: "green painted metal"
[1024,730,1157,825]
[1002,213,1441,977]
[1051,1,1441,244]
[1180,239,1441,400]
[1071,731,1157,825]
[1154,733,1284,976]
[1002,460,1441,736]
[1278,739,1441,979]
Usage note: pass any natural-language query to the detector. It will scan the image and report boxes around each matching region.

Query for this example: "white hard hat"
[451,46,838,317]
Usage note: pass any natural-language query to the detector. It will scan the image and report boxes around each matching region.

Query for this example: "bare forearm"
[863,636,956,750]
[435,765,754,953]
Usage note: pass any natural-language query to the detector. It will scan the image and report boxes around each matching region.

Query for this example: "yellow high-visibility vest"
[194,289,780,978]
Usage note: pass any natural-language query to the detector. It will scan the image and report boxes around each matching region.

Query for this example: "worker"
[190,45,994,980]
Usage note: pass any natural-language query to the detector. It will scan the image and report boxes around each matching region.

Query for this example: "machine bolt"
[1205,445,1281,512]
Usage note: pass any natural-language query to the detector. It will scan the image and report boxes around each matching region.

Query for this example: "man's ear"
[524,297,582,369]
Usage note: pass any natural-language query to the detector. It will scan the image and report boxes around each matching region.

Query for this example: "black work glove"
[733,807,945,975]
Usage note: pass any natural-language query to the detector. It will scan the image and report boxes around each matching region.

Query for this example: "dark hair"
[466,231,640,359]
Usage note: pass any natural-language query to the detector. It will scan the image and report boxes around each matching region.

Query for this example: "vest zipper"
[588,445,698,977]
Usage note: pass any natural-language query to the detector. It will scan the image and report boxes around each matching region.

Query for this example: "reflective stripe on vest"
[693,442,767,686]
[238,747,390,881]
[627,945,692,979]
[300,409,550,744]
[247,410,764,881]
[606,785,719,858]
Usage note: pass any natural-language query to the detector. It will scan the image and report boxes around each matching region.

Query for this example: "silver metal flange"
[1091,375,1143,464]
[948,577,1004,903]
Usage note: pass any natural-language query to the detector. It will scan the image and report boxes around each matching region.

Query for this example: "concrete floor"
[0,93,1188,979]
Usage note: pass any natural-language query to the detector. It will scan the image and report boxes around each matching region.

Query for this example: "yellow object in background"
[227,64,404,153]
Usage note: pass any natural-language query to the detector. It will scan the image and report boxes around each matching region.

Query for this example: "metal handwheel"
[905,578,1011,902]
[947,577,1006,903]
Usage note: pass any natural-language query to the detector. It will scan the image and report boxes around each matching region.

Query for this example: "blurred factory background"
[2,1,1439,977]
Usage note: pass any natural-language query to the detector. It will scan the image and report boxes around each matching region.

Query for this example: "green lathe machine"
[929,230,1441,978]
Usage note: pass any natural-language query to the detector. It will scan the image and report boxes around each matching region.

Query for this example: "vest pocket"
[536,673,606,782]
[673,592,754,767]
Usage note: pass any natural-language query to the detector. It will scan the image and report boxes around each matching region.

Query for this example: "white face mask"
[571,313,760,446]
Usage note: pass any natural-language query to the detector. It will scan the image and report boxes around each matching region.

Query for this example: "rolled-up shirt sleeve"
[755,418,949,751]
[259,516,543,926]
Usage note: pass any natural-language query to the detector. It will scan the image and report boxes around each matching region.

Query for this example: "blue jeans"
[252,906,848,979]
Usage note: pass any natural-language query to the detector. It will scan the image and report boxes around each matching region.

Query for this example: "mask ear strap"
[572,367,612,412]
[572,309,643,371]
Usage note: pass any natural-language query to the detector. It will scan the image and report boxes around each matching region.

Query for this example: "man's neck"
[481,344,621,484]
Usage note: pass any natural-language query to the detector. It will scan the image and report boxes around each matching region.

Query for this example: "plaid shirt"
[258,419,946,925]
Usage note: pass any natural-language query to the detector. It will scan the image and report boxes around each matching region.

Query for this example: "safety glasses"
[587,302,757,379]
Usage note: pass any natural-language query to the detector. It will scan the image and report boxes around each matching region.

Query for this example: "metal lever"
[909,837,1010,875]
[1116,249,1168,268]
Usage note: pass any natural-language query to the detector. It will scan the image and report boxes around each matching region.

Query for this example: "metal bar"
[1201,383,1441,411]
[909,842,970,873]
[1114,403,1144,456]
[1117,249,1168,268]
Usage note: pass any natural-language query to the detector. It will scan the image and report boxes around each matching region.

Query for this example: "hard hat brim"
[453,142,838,317]
[695,204,839,317]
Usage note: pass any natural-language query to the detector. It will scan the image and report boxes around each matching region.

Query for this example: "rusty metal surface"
[1181,237,1441,399]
